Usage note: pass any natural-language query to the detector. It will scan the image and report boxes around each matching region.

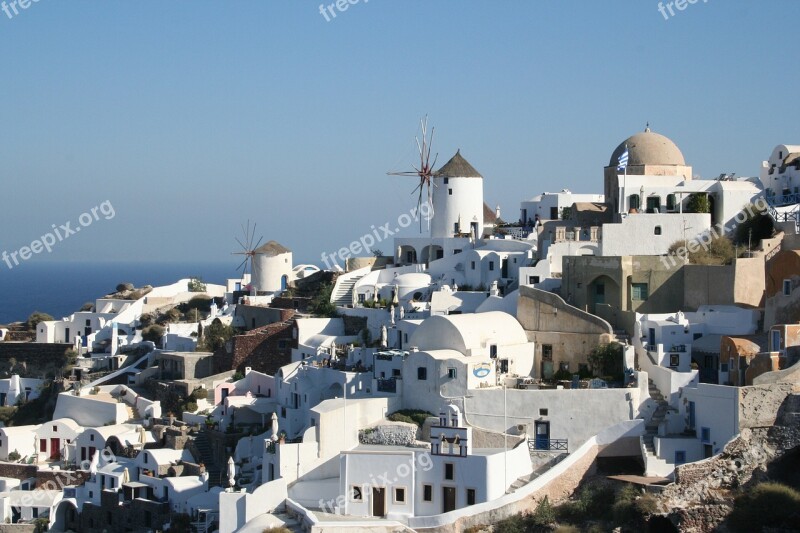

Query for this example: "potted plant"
[278,430,287,444]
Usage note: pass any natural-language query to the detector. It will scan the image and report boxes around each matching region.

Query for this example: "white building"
[520,190,604,225]
[760,144,800,206]
[401,311,535,411]
[338,404,531,518]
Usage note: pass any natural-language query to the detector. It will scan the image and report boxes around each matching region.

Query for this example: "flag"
[617,147,629,171]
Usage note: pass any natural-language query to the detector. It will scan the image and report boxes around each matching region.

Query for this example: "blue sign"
[472,362,491,378]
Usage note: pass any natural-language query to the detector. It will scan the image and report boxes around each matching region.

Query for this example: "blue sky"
[0,0,797,272]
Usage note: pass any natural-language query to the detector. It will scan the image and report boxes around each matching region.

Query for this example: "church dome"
[609,127,685,167]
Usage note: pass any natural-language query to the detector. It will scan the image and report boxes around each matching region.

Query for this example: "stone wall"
[358,422,419,447]
[214,320,295,375]
[0,343,71,378]
[655,384,800,532]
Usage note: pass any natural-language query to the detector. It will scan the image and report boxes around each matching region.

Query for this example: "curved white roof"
[409,311,527,355]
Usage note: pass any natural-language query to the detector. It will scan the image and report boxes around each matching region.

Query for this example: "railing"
[766,192,800,207]
[528,438,568,452]
[669,345,687,353]
[376,378,397,393]
[644,344,657,353]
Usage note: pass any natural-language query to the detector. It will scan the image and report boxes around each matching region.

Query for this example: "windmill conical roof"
[435,150,482,178]
[254,241,291,256]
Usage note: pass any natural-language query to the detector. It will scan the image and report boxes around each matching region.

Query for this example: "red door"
[50,438,60,459]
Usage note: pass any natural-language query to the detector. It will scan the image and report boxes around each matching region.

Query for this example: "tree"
[26,312,53,331]
[588,343,624,381]
[733,203,775,247]
[686,193,710,213]
[308,283,337,318]
[188,277,207,292]
[199,318,235,352]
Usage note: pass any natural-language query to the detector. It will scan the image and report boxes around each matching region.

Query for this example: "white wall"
[601,213,711,256]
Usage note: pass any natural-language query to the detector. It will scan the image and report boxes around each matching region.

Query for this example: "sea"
[0,261,238,324]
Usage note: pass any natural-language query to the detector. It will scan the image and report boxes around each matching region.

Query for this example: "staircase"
[614,329,631,345]
[194,430,223,487]
[508,452,568,493]
[642,379,671,473]
[330,268,370,307]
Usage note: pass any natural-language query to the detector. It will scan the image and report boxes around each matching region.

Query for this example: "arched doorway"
[398,246,418,265]
[52,500,79,532]
[588,275,620,314]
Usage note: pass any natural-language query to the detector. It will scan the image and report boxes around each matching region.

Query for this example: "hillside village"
[1,128,799,532]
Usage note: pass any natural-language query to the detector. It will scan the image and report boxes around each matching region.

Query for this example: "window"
[675,451,686,465]
[53,425,57,432]
[666,194,677,211]
[489,261,495,271]
[654,226,662,235]
[454,249,462,255]
[417,367,427,380]
[539,408,548,416]
[466,488,476,506]
[471,261,476,270]
[669,354,679,367]
[394,487,406,504]
[529,276,540,284]
[351,485,363,501]
[632,283,649,300]
[784,279,792,296]
[629,194,640,210]
[423,484,433,502]
[90,434,94,441]
[447,368,457,379]
[143,453,148,464]
[448,189,453,196]
[542,345,553,361]
[443,177,449,184]
[490,345,498,359]
[444,463,454,480]
[701,427,711,443]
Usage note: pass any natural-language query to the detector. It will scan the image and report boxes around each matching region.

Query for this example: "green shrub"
[387,413,414,425]
[7,450,20,461]
[531,496,555,527]
[387,409,433,427]
[184,401,198,413]
[142,324,166,343]
[728,482,800,532]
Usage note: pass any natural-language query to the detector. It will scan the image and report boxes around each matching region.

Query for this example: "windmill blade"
[249,223,258,250]
[252,236,264,252]
[388,171,423,177]
[236,257,249,272]
[235,236,248,251]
